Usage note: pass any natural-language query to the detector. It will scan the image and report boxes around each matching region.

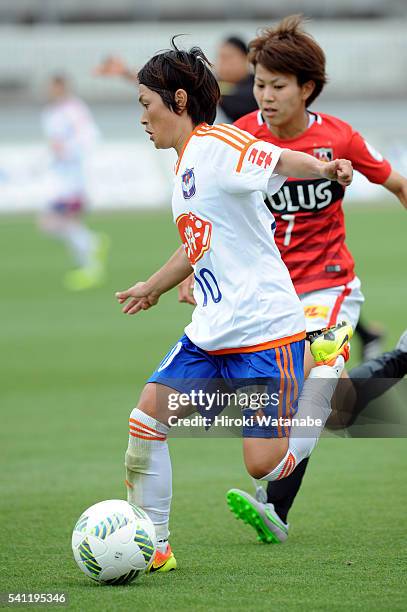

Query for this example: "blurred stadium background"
[1,2,406,610]
[1,0,407,211]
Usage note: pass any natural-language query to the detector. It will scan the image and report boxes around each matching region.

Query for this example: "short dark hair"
[138,38,220,126]
[224,36,248,56]
[248,15,327,106]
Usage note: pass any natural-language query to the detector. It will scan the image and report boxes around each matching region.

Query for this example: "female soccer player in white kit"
[115,42,353,572]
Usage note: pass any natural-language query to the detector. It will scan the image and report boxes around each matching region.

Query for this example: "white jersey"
[42,96,99,198]
[172,122,306,353]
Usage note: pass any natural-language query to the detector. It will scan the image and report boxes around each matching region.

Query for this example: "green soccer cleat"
[226,489,288,544]
[94,232,110,267]
[64,265,105,291]
[309,321,353,366]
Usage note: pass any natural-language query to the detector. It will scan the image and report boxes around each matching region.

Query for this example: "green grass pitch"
[1,205,406,611]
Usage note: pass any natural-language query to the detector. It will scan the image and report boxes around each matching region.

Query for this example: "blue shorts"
[147,334,304,438]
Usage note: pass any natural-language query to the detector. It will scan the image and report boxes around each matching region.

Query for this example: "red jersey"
[234,111,392,294]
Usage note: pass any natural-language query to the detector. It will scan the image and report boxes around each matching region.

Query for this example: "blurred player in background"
[215,36,258,122]
[39,74,108,291]
[94,56,138,83]
[94,36,258,124]
[218,15,407,544]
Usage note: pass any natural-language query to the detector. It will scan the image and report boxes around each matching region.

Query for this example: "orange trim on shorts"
[281,346,292,433]
[275,347,285,438]
[124,479,133,489]
[206,330,306,355]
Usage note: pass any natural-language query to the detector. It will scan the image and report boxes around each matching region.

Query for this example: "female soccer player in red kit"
[223,16,407,544]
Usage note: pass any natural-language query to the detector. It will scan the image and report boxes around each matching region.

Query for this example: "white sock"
[124,408,171,546]
[262,357,344,481]
[40,216,97,267]
[64,224,97,267]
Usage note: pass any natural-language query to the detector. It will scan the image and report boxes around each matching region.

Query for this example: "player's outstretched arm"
[383,170,407,209]
[116,246,192,315]
[276,150,353,186]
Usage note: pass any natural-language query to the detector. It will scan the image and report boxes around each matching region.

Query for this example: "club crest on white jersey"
[181,167,196,199]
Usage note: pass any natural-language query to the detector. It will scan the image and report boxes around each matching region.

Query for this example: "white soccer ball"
[72,499,157,585]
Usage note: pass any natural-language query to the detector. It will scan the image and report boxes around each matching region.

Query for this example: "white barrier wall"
[1,20,406,213]
[0,143,175,213]
[0,141,395,214]
[0,20,406,102]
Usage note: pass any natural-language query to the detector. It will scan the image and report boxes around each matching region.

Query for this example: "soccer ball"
[72,499,157,585]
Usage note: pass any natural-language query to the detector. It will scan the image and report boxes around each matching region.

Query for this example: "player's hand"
[115,282,160,315]
[178,274,196,305]
[322,159,353,186]
[93,55,129,78]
